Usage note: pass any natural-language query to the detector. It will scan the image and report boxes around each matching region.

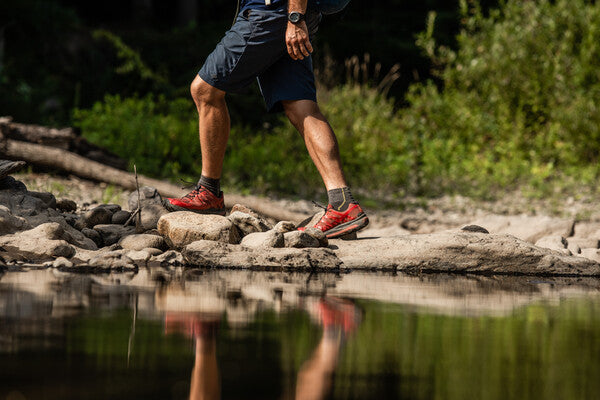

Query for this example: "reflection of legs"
[190,335,220,400]
[295,298,361,400]
[283,100,347,191]
[295,333,342,400]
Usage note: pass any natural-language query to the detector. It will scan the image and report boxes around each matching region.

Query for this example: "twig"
[134,164,141,228]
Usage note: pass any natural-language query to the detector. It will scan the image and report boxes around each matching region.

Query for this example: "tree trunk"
[0,139,308,222]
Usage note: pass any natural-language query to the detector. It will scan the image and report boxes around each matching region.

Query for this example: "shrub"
[72,94,200,179]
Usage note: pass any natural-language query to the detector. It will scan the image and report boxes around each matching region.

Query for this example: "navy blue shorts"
[198,8,321,113]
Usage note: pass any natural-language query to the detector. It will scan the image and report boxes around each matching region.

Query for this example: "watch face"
[289,12,301,23]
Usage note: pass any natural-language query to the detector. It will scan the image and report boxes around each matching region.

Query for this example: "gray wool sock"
[327,187,356,212]
[198,175,221,197]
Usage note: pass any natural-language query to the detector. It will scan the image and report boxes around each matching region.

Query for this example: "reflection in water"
[1,268,600,399]
[164,298,361,400]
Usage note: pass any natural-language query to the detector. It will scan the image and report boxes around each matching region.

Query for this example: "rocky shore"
[2,160,600,276]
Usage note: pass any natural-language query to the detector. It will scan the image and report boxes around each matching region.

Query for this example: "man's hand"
[286,21,313,60]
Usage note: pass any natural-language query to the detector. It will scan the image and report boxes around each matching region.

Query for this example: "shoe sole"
[325,213,369,239]
[163,200,226,216]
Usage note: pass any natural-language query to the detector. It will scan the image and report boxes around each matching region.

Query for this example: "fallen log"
[0,116,127,170]
[0,139,308,222]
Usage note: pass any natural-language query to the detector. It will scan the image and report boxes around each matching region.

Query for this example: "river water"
[1,268,600,400]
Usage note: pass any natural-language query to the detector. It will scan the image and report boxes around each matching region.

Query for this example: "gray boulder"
[111,210,131,225]
[273,221,296,233]
[333,232,600,276]
[151,249,185,267]
[88,250,136,270]
[227,211,270,236]
[82,228,103,247]
[93,224,136,246]
[535,235,568,253]
[77,207,113,229]
[0,222,76,260]
[580,248,600,263]
[303,227,328,247]
[240,231,284,248]
[28,191,57,209]
[183,240,342,270]
[0,205,30,235]
[158,211,240,248]
[128,187,169,231]
[284,231,320,248]
[119,234,166,251]
[56,199,77,213]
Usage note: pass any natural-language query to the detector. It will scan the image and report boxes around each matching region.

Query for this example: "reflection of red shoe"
[299,204,369,238]
[165,186,226,215]
[164,312,221,339]
[317,298,361,335]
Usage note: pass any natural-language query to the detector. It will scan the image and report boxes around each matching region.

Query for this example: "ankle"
[327,187,356,212]
[198,175,221,197]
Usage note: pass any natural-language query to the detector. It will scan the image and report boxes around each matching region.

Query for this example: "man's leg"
[164,76,228,215]
[283,99,369,238]
[282,99,346,191]
[191,75,229,180]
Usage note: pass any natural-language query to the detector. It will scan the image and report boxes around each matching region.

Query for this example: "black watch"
[287,11,305,24]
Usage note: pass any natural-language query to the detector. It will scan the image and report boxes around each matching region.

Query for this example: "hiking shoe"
[300,203,369,239]
[164,186,226,215]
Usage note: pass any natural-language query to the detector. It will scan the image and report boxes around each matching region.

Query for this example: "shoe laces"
[312,200,328,211]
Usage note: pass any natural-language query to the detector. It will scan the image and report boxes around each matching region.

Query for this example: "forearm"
[288,0,307,13]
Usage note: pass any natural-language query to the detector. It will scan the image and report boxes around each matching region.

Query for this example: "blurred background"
[1,0,599,203]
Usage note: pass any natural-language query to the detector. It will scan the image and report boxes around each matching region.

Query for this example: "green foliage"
[72,94,200,179]
[93,29,168,88]
[403,0,600,196]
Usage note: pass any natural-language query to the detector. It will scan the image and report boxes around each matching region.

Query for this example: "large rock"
[119,234,166,251]
[580,249,600,263]
[535,235,568,253]
[77,206,113,229]
[183,240,342,270]
[303,227,328,247]
[0,205,30,235]
[0,222,76,260]
[111,210,131,225]
[284,231,320,248]
[88,250,137,270]
[158,211,240,248]
[468,215,575,243]
[93,224,136,246]
[333,232,600,276]
[227,211,270,236]
[28,191,57,209]
[240,231,284,248]
[128,186,169,231]
[0,190,48,216]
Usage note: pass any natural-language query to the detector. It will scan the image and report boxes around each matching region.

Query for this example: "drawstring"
[232,0,240,26]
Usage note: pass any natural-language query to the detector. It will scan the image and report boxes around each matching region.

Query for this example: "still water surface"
[1,268,600,400]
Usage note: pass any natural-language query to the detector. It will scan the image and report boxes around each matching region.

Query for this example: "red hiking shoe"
[300,203,369,239]
[165,185,226,215]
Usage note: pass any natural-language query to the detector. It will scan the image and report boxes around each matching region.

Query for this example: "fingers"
[287,38,312,60]
[286,23,313,60]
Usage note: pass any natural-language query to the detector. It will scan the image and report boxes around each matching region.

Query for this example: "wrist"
[287,11,305,24]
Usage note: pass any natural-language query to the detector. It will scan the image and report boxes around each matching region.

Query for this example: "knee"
[190,76,225,106]
[283,100,322,128]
